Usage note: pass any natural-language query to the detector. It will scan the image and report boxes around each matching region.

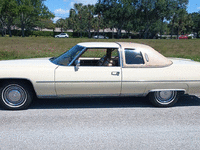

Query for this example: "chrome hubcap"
[2,84,27,107]
[8,90,21,102]
[155,91,176,104]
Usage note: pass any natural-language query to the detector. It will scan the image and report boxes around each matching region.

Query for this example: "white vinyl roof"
[77,42,120,48]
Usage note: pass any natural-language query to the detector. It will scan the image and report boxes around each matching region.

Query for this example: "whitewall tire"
[0,82,33,110]
[149,91,180,107]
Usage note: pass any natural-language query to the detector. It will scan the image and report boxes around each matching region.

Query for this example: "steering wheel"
[97,56,106,66]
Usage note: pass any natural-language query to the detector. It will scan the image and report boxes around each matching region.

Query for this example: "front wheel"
[0,82,33,110]
[149,91,179,107]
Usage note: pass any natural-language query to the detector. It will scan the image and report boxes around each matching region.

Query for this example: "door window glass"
[79,48,119,67]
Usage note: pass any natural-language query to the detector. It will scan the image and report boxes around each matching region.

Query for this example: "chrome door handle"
[111,71,120,75]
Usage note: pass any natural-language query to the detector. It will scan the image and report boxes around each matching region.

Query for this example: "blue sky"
[44,0,200,22]
[44,0,97,22]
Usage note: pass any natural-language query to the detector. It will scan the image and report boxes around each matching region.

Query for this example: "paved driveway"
[0,95,200,150]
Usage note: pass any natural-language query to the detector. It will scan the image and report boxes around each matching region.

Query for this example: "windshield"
[51,45,85,66]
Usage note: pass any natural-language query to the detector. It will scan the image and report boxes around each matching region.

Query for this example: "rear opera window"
[124,49,144,64]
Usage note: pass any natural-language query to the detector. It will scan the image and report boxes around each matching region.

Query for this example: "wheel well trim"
[149,89,186,93]
[0,78,37,96]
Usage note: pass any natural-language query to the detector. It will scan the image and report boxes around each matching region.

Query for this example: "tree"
[153,0,175,38]
[0,0,18,37]
[191,12,200,38]
[0,0,6,36]
[56,18,66,32]
[136,0,169,39]
[168,0,189,38]
[37,18,55,31]
[96,0,137,38]
[16,0,53,37]
[84,4,95,38]
[68,9,76,33]
[55,0,194,39]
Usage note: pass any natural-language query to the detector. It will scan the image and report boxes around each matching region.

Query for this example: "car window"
[52,45,85,66]
[81,49,107,58]
[79,48,120,67]
[125,49,144,64]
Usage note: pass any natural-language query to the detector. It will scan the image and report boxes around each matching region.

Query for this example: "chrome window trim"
[116,42,123,68]
[68,46,121,67]
[50,45,86,66]
[36,80,200,84]
[122,80,200,82]
[145,53,149,62]
[68,47,87,66]
[124,48,145,65]
[36,81,121,83]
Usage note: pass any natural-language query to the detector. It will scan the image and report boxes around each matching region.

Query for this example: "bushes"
[33,31,54,37]
[9,30,55,37]
[9,30,89,38]
[6,30,137,38]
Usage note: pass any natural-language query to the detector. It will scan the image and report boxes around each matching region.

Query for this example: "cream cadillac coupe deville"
[0,42,200,110]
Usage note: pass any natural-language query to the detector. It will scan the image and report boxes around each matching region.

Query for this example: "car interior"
[78,48,120,67]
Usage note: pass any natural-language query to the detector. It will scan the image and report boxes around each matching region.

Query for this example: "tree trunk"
[160,18,164,39]
[88,28,91,38]
[144,23,151,39]
[170,26,173,39]
[117,28,121,39]
[196,30,199,38]
[177,26,179,39]
[21,24,25,37]
[7,25,12,37]
[80,31,82,38]
[98,25,99,37]
[0,20,6,37]
[112,28,114,39]
[1,30,5,37]
[170,21,174,39]
[144,28,149,39]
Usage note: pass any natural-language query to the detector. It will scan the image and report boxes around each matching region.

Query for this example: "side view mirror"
[75,59,80,71]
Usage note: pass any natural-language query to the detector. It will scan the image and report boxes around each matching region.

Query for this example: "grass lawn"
[0,37,200,61]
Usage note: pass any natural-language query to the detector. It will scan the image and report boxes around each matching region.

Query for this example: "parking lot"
[0,95,200,150]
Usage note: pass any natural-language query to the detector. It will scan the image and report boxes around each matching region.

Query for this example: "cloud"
[198,7,200,9]
[54,8,69,14]
[71,2,75,7]
[52,16,61,23]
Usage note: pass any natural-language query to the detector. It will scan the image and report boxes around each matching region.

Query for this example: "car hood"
[0,57,55,68]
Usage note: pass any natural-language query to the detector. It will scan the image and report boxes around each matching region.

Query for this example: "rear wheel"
[0,82,33,110]
[149,91,179,107]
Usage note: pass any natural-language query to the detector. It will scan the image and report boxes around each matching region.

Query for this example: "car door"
[55,66,121,97]
[54,47,122,97]
[121,48,147,96]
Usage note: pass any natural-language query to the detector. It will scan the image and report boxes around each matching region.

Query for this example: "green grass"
[0,37,200,61]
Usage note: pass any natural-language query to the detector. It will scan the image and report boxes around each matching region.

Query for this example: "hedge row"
[4,30,136,39]
[9,30,57,37]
